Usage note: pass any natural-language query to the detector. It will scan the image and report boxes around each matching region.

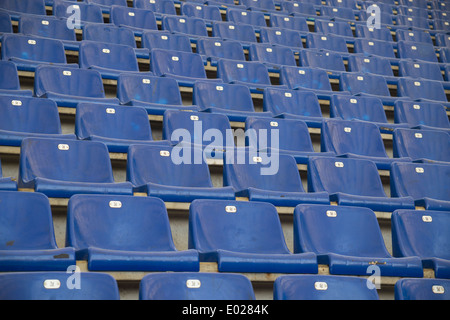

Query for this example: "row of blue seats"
[0,191,448,278]
[1,271,449,300]
[0,134,448,211]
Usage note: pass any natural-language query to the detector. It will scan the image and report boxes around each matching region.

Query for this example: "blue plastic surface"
[53,1,104,24]
[127,144,235,201]
[0,191,75,271]
[305,33,348,54]
[196,37,245,66]
[315,20,353,38]
[392,209,450,279]
[300,49,346,74]
[308,157,415,211]
[0,11,12,34]
[398,59,444,82]
[0,272,120,300]
[353,38,396,59]
[226,8,266,29]
[134,0,176,15]
[140,272,255,300]
[18,138,133,198]
[142,30,192,53]
[274,275,379,300]
[394,100,450,132]
[354,24,393,42]
[395,278,450,300]
[347,55,395,79]
[396,29,433,45]
[397,40,438,63]
[0,0,46,15]
[110,5,157,35]
[249,43,297,71]
[293,204,423,277]
[189,199,318,273]
[397,77,447,103]
[66,194,199,271]
[181,3,222,23]
[0,160,17,191]
[339,72,391,97]
[0,61,32,96]
[390,162,450,211]
[0,95,76,146]
[162,15,208,39]
[34,65,120,107]
[270,14,308,32]
[212,21,257,45]
[19,15,76,45]
[259,27,303,52]
[223,150,330,206]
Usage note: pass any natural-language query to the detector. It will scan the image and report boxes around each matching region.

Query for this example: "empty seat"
[248,43,297,71]
[140,273,255,300]
[150,49,221,87]
[116,73,199,115]
[395,29,433,45]
[270,14,309,33]
[397,77,447,103]
[0,0,46,15]
[75,103,169,153]
[0,11,12,34]
[396,15,430,30]
[223,150,330,206]
[53,1,104,24]
[110,5,157,35]
[354,24,393,42]
[188,199,318,273]
[315,20,354,38]
[142,30,192,54]
[347,55,396,82]
[0,159,17,191]
[181,2,222,24]
[394,100,450,132]
[397,40,438,63]
[330,94,409,133]
[216,58,279,93]
[299,49,346,76]
[392,209,450,279]
[0,95,76,147]
[127,144,235,202]
[327,0,358,9]
[212,21,257,46]
[0,191,75,271]
[0,272,119,300]
[86,0,127,12]
[196,37,245,66]
[390,162,450,211]
[66,194,199,271]
[321,119,412,170]
[226,8,267,29]
[134,0,176,15]
[395,278,450,300]
[399,0,428,9]
[281,1,318,17]
[162,15,208,40]
[398,60,444,82]
[273,275,379,300]
[259,27,304,53]
[353,38,396,60]
[0,61,32,96]
[435,32,450,47]
[245,117,335,164]
[307,157,415,211]
[1,34,76,71]
[305,33,349,55]
[240,0,276,11]
[263,87,324,128]
[193,81,272,121]
[34,65,120,107]
[293,204,423,276]
[18,138,133,198]
[393,128,450,164]
[78,41,144,79]
[321,6,356,21]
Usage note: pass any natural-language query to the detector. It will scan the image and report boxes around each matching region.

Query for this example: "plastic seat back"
[217,59,271,86]
[53,1,103,23]
[142,31,192,53]
[196,38,245,62]
[181,3,222,22]
[300,50,346,72]
[227,8,267,28]
[270,14,308,32]
[19,15,76,41]
[330,94,388,123]
[347,54,394,76]
[0,0,46,15]
[249,43,297,67]
[397,78,447,102]
[279,66,332,91]
[353,38,395,58]
[110,6,157,31]
[162,15,208,37]
[305,33,348,53]
[134,0,176,15]
[340,72,390,96]
[263,87,323,118]
[259,27,303,48]
[150,49,207,78]
[315,20,353,38]
[83,24,137,49]
[395,278,450,300]
[394,100,450,129]
[212,22,257,43]
[397,40,438,63]
[398,60,444,82]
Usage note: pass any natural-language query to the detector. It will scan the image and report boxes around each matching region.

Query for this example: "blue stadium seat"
[439,47,450,63]
[0,191,75,271]
[245,117,335,164]
[0,160,17,190]
[142,30,192,54]
[127,144,235,201]
[53,1,104,24]
[397,77,448,104]
[395,278,450,300]
[263,87,324,128]
[1,34,76,72]
[274,275,379,300]
[212,21,257,46]
[150,49,221,87]
[216,58,280,93]
[315,20,354,38]
[435,32,450,47]
[360,1,394,15]
[0,272,120,300]
[299,49,346,77]
[393,128,450,164]
[223,149,330,206]
[86,0,127,13]
[394,100,450,132]
[162,15,208,40]
[110,5,158,36]
[134,0,176,16]
[0,61,32,96]
[307,157,415,211]
[281,1,318,17]
[390,162,450,211]
[84,23,149,59]
[398,0,428,9]
[189,199,319,273]
[196,37,245,66]
[305,33,349,55]
[327,0,358,9]
[433,19,450,32]
[397,40,438,63]
[75,103,169,153]
[392,209,450,279]
[226,8,267,30]
[66,194,199,271]
[181,2,222,25]
[18,138,133,198]
[321,6,356,21]
[354,24,394,42]
[0,95,76,147]
[293,204,423,277]
[353,38,396,60]
[193,81,272,121]
[259,27,304,53]
[240,0,276,11]
[269,14,309,33]
[34,65,120,107]
[116,74,199,115]
[0,0,46,15]
[18,15,78,51]
[162,110,234,154]
[321,119,412,169]
[398,60,444,82]
[330,94,409,134]
[140,273,256,300]
[395,15,430,30]
[395,29,433,45]
[248,43,297,72]
[0,11,12,34]
[346,55,396,83]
